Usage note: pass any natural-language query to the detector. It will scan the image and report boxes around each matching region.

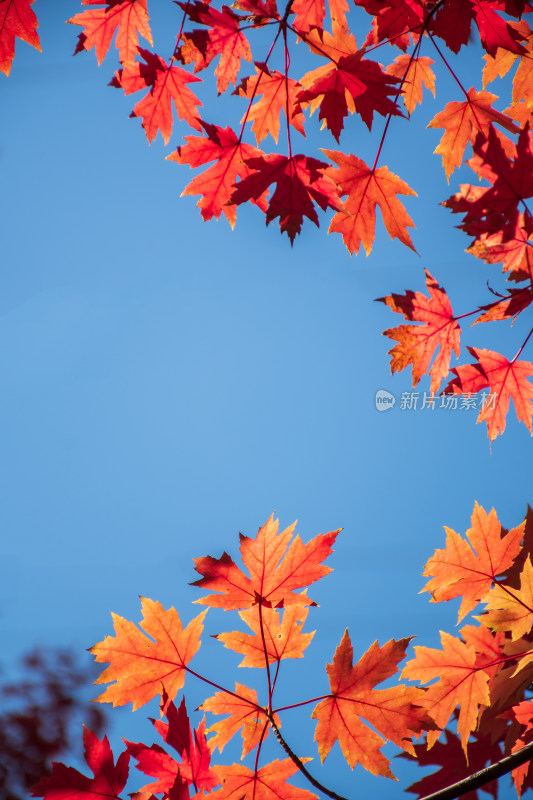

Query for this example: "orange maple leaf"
[0,0,41,76]
[385,55,435,115]
[290,0,325,34]
[68,0,153,66]
[91,597,207,710]
[402,631,491,754]
[378,269,460,394]
[169,121,267,227]
[234,63,306,144]
[443,346,533,439]
[111,48,203,143]
[192,514,339,609]
[200,683,279,757]
[216,599,314,666]
[323,149,416,255]
[312,631,430,778]
[208,760,317,800]
[477,557,533,641]
[428,88,519,180]
[422,502,525,622]
[179,2,251,93]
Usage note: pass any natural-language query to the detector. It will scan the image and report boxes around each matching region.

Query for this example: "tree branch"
[420,740,533,800]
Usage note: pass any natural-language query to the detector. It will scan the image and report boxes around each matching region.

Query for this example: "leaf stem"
[265,710,350,800]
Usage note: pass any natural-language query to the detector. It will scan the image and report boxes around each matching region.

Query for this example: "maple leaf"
[385,56,436,116]
[216,599,315,666]
[477,556,533,641]
[378,270,460,394]
[291,0,325,34]
[359,0,426,51]
[90,597,207,710]
[430,0,524,56]
[68,0,153,66]
[208,759,317,800]
[232,0,280,23]
[298,25,402,141]
[200,682,280,757]
[402,631,491,753]
[230,153,343,243]
[234,63,306,145]
[443,346,533,439]
[0,0,40,76]
[126,695,219,794]
[192,514,339,609]
[400,730,503,800]
[323,149,416,255]
[169,121,267,227]
[422,502,525,622]
[111,48,203,144]
[30,726,129,800]
[473,286,533,325]
[179,2,251,93]
[428,88,519,181]
[465,213,533,280]
[465,125,533,235]
[312,631,431,778]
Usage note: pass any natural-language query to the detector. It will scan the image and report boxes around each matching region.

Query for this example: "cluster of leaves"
[27,507,533,800]
[2,0,533,438]
[0,648,106,799]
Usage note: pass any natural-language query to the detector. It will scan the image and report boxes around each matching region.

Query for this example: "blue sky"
[1,2,531,798]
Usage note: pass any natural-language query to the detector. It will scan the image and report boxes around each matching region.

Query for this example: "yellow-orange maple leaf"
[323,150,416,255]
[91,597,206,710]
[402,631,490,754]
[378,269,460,394]
[216,600,314,666]
[192,514,339,609]
[477,557,533,641]
[200,683,280,758]
[428,88,519,181]
[312,631,430,778]
[423,502,525,622]
[208,760,317,800]
[385,55,435,115]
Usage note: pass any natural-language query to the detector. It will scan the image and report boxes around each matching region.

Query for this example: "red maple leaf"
[400,731,503,800]
[30,727,129,800]
[169,121,268,227]
[179,1,251,93]
[298,24,402,141]
[324,149,416,255]
[0,0,40,76]
[378,269,460,394]
[473,286,533,324]
[465,124,533,236]
[68,0,153,66]
[290,0,325,34]
[230,153,343,243]
[359,0,426,51]
[110,48,202,143]
[443,346,533,439]
[429,0,525,56]
[126,695,219,794]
